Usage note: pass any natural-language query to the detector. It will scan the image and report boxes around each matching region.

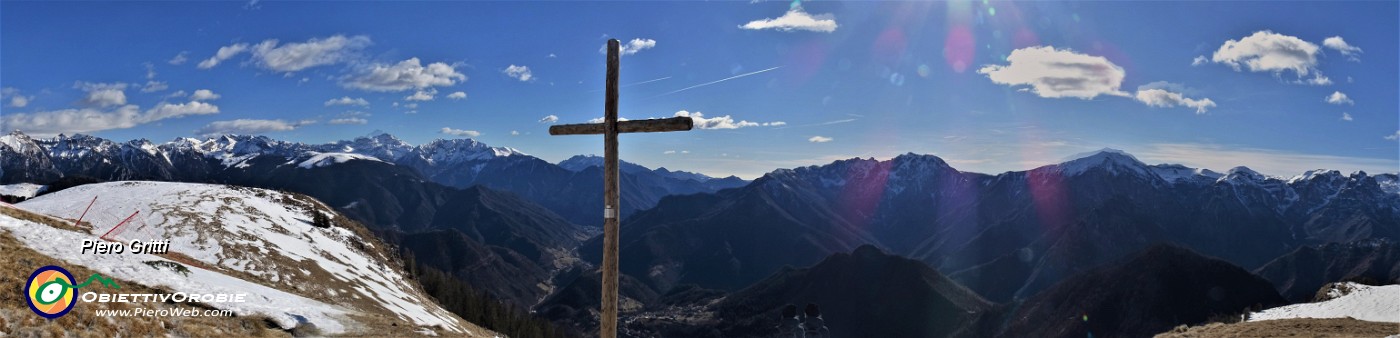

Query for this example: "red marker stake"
[100,210,139,241]
[75,196,97,228]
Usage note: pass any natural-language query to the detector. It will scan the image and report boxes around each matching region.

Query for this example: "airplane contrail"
[654,66,783,97]
[623,76,672,88]
[588,76,672,92]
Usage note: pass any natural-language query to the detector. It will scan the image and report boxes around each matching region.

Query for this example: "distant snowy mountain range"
[587,148,1400,302]
[6,131,1400,326]
[0,130,747,226]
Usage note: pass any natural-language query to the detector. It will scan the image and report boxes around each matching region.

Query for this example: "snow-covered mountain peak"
[1149,164,1224,183]
[416,138,525,164]
[1053,148,1148,176]
[1220,166,1268,183]
[1376,174,1400,195]
[558,154,654,174]
[0,130,41,153]
[329,132,416,162]
[1288,169,1344,184]
[558,154,604,171]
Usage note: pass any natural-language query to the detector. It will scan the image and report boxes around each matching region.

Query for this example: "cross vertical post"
[549,39,694,338]
[600,38,622,338]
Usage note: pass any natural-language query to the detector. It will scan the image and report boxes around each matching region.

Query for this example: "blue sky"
[2,1,1396,179]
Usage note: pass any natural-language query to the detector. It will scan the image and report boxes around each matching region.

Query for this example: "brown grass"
[0,225,287,338]
[0,205,87,233]
[1156,318,1400,338]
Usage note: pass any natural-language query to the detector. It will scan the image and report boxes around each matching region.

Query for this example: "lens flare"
[943,25,976,73]
[873,29,908,66]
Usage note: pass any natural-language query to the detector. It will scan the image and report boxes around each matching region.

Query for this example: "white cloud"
[1341,112,1353,121]
[1208,31,1320,77]
[503,65,533,81]
[166,90,187,98]
[439,127,480,137]
[808,136,833,143]
[168,51,190,65]
[1322,36,1362,61]
[599,38,658,56]
[197,43,250,69]
[1298,74,1333,86]
[340,110,370,118]
[547,53,557,58]
[1134,88,1216,114]
[5,89,31,108]
[196,119,308,136]
[324,96,369,106]
[510,130,520,136]
[8,95,28,108]
[1387,131,1399,141]
[341,58,466,92]
[75,82,129,108]
[140,81,168,93]
[446,91,466,100]
[1324,91,1353,105]
[1191,55,1208,66]
[587,117,630,123]
[189,89,221,101]
[539,115,559,124]
[2,105,142,137]
[249,35,371,72]
[404,88,436,101]
[328,118,368,125]
[3,100,218,137]
[143,101,220,121]
[663,150,677,154]
[674,110,784,129]
[977,46,1128,99]
[144,62,158,80]
[740,6,838,33]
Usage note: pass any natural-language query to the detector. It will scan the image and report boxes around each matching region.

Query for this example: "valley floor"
[1155,318,1400,338]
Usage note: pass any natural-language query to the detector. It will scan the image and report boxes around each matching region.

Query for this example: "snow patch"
[297,152,382,169]
[0,183,47,198]
[1250,282,1400,323]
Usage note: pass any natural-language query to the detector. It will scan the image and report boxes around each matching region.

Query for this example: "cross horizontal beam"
[548,116,694,136]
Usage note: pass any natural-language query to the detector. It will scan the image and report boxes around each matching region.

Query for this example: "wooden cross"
[549,39,694,338]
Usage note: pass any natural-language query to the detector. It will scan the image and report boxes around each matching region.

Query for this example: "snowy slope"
[0,183,46,198]
[1249,282,1400,323]
[296,152,383,169]
[0,213,356,333]
[1052,148,1151,177]
[16,181,481,335]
